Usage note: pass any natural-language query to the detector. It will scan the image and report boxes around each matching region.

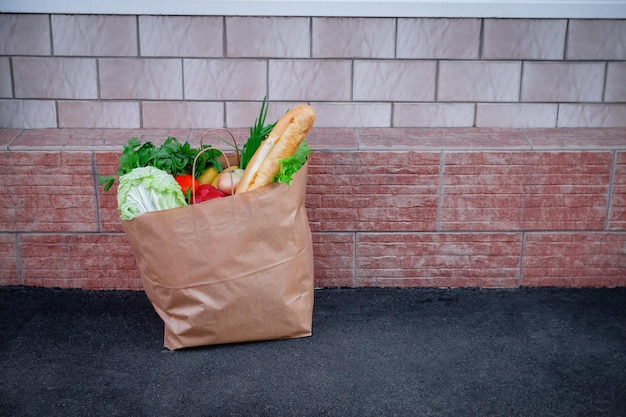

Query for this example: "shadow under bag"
[121,164,314,350]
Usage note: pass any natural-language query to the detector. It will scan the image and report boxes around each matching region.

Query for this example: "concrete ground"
[1,286,625,417]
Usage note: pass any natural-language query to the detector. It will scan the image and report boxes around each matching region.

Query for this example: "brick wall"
[1,127,625,289]
[1,13,625,289]
[0,14,625,129]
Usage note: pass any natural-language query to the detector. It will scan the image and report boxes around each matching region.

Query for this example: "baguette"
[236,104,315,194]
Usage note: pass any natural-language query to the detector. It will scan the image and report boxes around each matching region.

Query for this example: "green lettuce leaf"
[274,140,311,185]
[117,166,187,220]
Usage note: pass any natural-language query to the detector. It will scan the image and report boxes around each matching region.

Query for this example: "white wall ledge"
[1,0,626,19]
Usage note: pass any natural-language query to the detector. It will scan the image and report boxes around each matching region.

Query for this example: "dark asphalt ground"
[1,286,625,417]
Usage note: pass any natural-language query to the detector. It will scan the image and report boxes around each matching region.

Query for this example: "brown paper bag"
[121,164,314,350]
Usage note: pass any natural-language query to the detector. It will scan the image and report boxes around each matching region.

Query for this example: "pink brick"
[306,151,440,232]
[397,18,480,59]
[19,234,142,289]
[9,128,187,150]
[99,59,182,100]
[438,61,521,102]
[354,60,436,101]
[184,59,266,100]
[269,60,351,101]
[0,57,12,98]
[0,234,19,286]
[58,101,140,129]
[13,57,97,99]
[0,129,20,149]
[393,103,475,128]
[140,16,223,57]
[356,232,522,288]
[522,62,605,102]
[357,128,529,150]
[567,20,626,60]
[0,100,57,129]
[225,101,289,128]
[52,15,137,56]
[522,232,626,287]
[558,104,626,128]
[95,152,125,233]
[305,128,358,150]
[142,101,224,129]
[476,104,557,128]
[0,14,50,55]
[310,102,391,128]
[227,17,309,58]
[605,62,626,102]
[609,151,626,230]
[312,232,355,288]
[521,128,626,149]
[483,19,566,60]
[312,17,395,58]
[441,151,612,231]
[0,152,98,232]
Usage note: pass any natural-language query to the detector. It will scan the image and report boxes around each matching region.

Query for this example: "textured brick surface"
[0,57,12,98]
[522,62,605,102]
[312,17,395,58]
[2,14,625,129]
[567,19,626,60]
[357,128,530,150]
[483,19,567,60]
[0,14,50,55]
[0,152,98,233]
[13,57,97,99]
[356,233,522,288]
[184,59,267,100]
[441,151,612,231]
[1,127,625,289]
[0,234,19,286]
[19,234,142,289]
[139,16,223,57]
[52,15,137,56]
[557,104,626,128]
[609,151,626,230]
[438,61,521,102]
[306,151,440,232]
[397,18,480,59]
[0,100,57,129]
[312,232,355,288]
[227,17,309,58]
[95,152,125,233]
[522,232,626,287]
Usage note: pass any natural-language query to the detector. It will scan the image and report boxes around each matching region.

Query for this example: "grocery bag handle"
[191,129,241,204]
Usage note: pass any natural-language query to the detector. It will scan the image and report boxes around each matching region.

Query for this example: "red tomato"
[174,174,198,196]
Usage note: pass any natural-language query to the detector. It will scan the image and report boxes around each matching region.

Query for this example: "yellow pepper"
[197,167,219,185]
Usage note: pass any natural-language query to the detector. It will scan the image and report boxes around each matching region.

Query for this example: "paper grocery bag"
[121,164,314,350]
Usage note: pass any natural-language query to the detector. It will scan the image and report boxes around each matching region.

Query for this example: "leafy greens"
[274,140,311,185]
[117,166,187,220]
[99,136,222,191]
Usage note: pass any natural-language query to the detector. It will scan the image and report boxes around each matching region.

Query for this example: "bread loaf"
[236,104,315,194]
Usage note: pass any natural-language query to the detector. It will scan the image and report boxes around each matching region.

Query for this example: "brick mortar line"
[605,150,618,231]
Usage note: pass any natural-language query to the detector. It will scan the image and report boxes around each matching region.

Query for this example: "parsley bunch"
[99,137,222,191]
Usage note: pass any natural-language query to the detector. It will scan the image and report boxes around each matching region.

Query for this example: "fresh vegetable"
[117,166,187,220]
[174,174,198,200]
[216,168,245,195]
[239,97,276,170]
[99,136,222,191]
[192,184,226,204]
[197,167,219,185]
[274,140,311,185]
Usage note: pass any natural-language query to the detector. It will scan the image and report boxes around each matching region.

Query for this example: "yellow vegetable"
[198,167,219,185]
